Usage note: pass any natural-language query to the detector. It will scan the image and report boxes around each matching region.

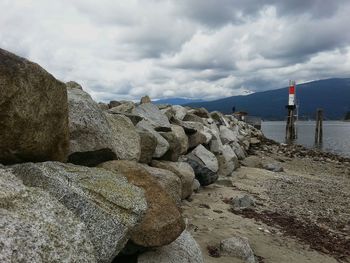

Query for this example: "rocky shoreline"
[1,48,349,263]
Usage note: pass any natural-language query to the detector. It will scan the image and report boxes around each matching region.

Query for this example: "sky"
[1,0,350,102]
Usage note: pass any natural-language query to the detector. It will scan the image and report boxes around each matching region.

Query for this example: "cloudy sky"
[1,0,350,102]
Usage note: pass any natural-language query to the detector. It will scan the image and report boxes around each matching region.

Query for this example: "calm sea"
[261,121,350,157]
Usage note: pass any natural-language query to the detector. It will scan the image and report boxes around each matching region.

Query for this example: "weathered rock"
[188,131,208,149]
[99,160,185,247]
[67,87,118,166]
[183,113,204,123]
[183,156,218,186]
[192,179,201,192]
[98,102,109,110]
[172,105,187,120]
[203,126,213,144]
[232,142,246,160]
[171,125,189,154]
[11,162,147,262]
[109,102,135,113]
[66,81,83,90]
[231,195,255,211]
[191,145,219,172]
[138,230,204,263]
[161,107,175,120]
[137,130,157,164]
[217,145,239,176]
[263,162,284,172]
[133,103,171,131]
[0,48,69,164]
[142,165,182,205]
[160,131,183,162]
[220,125,238,144]
[188,107,209,118]
[136,120,169,158]
[250,137,261,145]
[210,111,229,126]
[151,160,195,199]
[0,168,96,263]
[140,95,151,104]
[220,236,255,263]
[105,113,141,161]
[109,100,122,108]
[241,156,262,168]
[107,111,143,126]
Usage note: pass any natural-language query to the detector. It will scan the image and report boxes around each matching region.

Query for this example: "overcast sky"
[1,0,350,102]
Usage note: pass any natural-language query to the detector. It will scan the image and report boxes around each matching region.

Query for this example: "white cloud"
[0,0,349,102]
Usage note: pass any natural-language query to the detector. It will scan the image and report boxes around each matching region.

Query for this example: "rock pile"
[0,48,262,262]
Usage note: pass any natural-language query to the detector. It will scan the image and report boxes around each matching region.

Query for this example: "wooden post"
[286,107,296,141]
[315,108,323,143]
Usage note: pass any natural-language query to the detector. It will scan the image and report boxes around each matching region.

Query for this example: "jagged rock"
[161,107,175,120]
[142,165,182,205]
[133,103,171,131]
[172,105,187,120]
[232,142,246,160]
[191,145,219,173]
[151,160,195,199]
[217,145,239,176]
[105,113,141,161]
[11,162,147,262]
[183,156,218,186]
[160,125,188,161]
[137,130,157,164]
[0,48,69,164]
[138,230,204,263]
[183,113,204,123]
[188,131,208,149]
[140,95,151,104]
[99,160,185,247]
[109,101,135,113]
[136,120,169,158]
[98,102,109,110]
[220,236,255,263]
[109,100,121,108]
[0,168,96,263]
[188,107,209,118]
[220,125,238,144]
[107,111,143,125]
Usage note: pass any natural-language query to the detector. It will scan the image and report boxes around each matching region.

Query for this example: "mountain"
[185,78,350,120]
[154,98,205,105]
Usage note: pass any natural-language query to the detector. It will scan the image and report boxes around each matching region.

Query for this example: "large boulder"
[137,130,157,164]
[142,165,182,205]
[183,157,218,186]
[220,125,238,144]
[191,144,219,173]
[104,113,141,161]
[0,48,69,164]
[136,120,169,158]
[151,160,195,199]
[171,105,187,120]
[132,103,171,131]
[138,230,204,263]
[217,145,239,176]
[160,125,188,161]
[0,168,96,262]
[98,160,185,247]
[188,131,208,149]
[11,162,147,262]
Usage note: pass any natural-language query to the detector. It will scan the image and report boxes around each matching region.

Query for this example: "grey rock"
[191,145,219,173]
[66,81,83,90]
[220,125,238,144]
[217,145,239,176]
[263,162,284,172]
[11,162,147,262]
[142,165,182,205]
[109,102,135,113]
[140,95,151,104]
[231,142,246,160]
[220,236,255,263]
[98,102,109,110]
[138,230,204,263]
[188,131,208,149]
[231,195,255,211]
[107,111,143,126]
[105,113,141,161]
[192,179,201,192]
[0,48,69,164]
[241,156,262,168]
[151,160,195,199]
[137,120,170,158]
[183,156,218,186]
[160,131,183,162]
[188,107,209,118]
[0,168,96,263]
[138,130,157,164]
[172,105,187,120]
[109,100,122,108]
[161,107,175,120]
[183,113,204,123]
[133,103,171,131]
